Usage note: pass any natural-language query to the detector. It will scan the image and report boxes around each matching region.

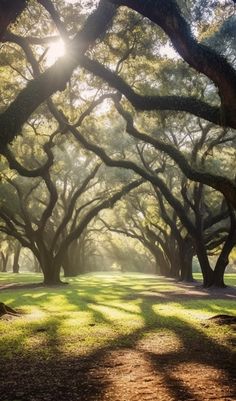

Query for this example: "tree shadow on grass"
[0,288,236,401]
[0,281,235,401]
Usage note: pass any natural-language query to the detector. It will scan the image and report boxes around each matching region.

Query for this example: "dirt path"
[0,281,235,400]
[1,330,235,401]
[98,348,235,401]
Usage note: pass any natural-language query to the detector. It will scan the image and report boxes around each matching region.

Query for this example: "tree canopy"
[0,0,235,286]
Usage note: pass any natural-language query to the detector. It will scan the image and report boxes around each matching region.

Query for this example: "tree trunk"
[180,252,194,282]
[75,239,87,274]
[164,237,180,279]
[63,250,79,277]
[143,239,170,276]
[211,228,236,288]
[179,240,194,282]
[148,245,170,276]
[168,255,180,279]
[0,252,8,272]
[35,236,63,285]
[62,241,84,277]
[37,251,62,285]
[212,260,227,288]
[165,243,180,279]
[12,243,21,273]
[154,257,161,275]
[195,240,214,287]
[43,262,62,285]
[33,256,41,273]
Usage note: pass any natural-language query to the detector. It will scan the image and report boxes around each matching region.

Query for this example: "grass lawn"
[0,272,235,357]
[0,272,235,401]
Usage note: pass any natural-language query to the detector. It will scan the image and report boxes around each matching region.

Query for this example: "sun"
[45,39,65,66]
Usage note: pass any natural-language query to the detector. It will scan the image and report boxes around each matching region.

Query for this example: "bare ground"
[0,337,235,401]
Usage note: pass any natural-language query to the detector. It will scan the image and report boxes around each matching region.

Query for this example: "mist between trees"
[0,0,236,287]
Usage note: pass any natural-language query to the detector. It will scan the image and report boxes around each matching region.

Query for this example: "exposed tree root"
[0,302,21,318]
[208,314,236,325]
[42,281,69,286]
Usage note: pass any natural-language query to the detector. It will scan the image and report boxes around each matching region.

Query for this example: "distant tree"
[0,134,143,284]
[0,234,21,273]
[12,241,21,273]
[0,235,10,272]
[69,97,235,287]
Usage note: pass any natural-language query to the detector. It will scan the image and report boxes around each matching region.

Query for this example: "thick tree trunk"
[180,254,194,282]
[168,255,180,279]
[43,263,62,285]
[164,237,181,280]
[145,239,170,276]
[212,262,227,288]
[149,245,170,276]
[34,237,63,285]
[37,251,62,285]
[154,253,170,276]
[179,240,194,282]
[211,229,236,288]
[195,240,214,287]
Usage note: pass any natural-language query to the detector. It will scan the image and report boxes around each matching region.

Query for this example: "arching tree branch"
[79,55,222,126]
[0,1,117,152]
[110,0,236,127]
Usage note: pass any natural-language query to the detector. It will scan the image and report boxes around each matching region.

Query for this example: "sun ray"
[45,39,65,66]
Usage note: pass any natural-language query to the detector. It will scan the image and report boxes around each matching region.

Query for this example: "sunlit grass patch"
[0,272,235,359]
[0,273,43,284]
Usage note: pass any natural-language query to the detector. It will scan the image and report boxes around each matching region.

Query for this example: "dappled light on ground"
[94,349,235,401]
[0,273,235,400]
[138,331,183,354]
[172,363,234,401]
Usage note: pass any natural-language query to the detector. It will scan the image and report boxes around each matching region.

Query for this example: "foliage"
[0,0,236,286]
